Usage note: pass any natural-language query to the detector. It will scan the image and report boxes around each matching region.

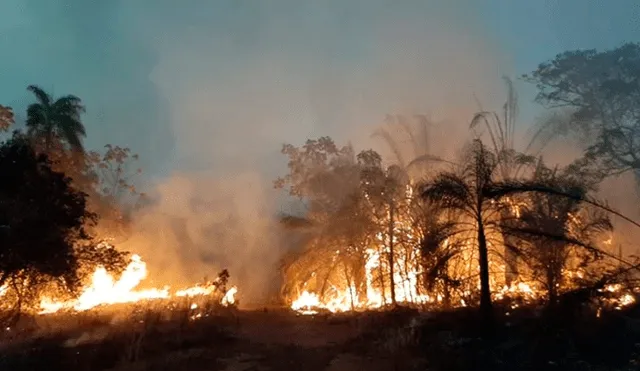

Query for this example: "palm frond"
[371,126,406,167]
[53,95,85,114]
[396,116,420,159]
[27,85,52,106]
[470,111,501,154]
[59,118,85,151]
[405,154,451,171]
[25,105,46,130]
[483,180,586,202]
[421,173,475,216]
[500,225,608,261]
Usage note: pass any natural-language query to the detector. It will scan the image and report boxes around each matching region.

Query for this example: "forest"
[1,43,640,371]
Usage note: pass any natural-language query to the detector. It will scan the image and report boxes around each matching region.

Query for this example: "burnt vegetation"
[1,44,640,370]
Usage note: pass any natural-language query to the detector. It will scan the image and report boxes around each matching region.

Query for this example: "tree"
[91,144,143,202]
[358,150,411,306]
[85,144,145,243]
[420,140,544,323]
[25,85,87,152]
[0,132,126,320]
[372,114,446,182]
[421,140,501,321]
[470,77,537,285]
[275,137,369,305]
[0,105,14,132]
[502,160,613,304]
[523,43,640,176]
[414,200,462,308]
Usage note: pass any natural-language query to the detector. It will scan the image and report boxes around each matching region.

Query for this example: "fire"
[36,254,237,315]
[291,291,321,314]
[286,187,637,315]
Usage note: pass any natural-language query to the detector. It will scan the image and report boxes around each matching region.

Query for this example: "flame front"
[286,187,637,314]
[37,254,237,315]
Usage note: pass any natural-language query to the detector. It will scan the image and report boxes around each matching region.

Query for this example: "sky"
[0,0,638,179]
[0,1,638,297]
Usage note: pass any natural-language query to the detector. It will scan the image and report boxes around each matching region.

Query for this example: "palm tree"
[421,140,501,322]
[25,85,86,152]
[421,139,545,323]
[470,77,537,285]
[372,114,449,182]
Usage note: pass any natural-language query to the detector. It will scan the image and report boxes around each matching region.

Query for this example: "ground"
[0,308,425,371]
[2,304,639,370]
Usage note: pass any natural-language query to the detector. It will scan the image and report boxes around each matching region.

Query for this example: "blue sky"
[0,0,638,181]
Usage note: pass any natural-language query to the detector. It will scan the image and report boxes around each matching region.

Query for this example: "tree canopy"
[0,132,126,317]
[26,85,87,152]
[524,42,640,176]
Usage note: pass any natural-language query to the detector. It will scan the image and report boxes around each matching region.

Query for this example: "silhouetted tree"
[0,132,126,320]
[420,140,550,324]
[470,77,537,286]
[421,140,503,322]
[523,43,640,177]
[26,85,86,152]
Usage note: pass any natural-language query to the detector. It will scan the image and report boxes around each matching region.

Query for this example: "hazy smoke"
[115,1,511,303]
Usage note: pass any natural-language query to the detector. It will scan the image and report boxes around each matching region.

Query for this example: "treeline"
[276,43,640,323]
[0,86,143,323]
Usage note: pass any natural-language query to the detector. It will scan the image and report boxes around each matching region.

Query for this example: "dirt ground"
[110,309,422,371]
[0,307,423,371]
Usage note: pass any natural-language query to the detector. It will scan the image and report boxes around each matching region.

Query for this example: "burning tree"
[358,150,412,306]
[276,137,372,311]
[469,77,538,286]
[420,139,529,322]
[500,160,613,304]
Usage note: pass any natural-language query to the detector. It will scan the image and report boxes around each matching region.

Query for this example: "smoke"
[98,0,515,304]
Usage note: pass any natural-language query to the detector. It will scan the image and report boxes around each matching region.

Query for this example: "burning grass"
[0,252,238,321]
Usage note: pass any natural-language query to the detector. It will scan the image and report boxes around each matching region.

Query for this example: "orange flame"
[36,254,237,315]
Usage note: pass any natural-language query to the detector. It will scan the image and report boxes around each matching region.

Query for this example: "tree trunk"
[547,270,557,307]
[44,128,53,152]
[388,203,397,306]
[504,234,519,286]
[477,218,493,324]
